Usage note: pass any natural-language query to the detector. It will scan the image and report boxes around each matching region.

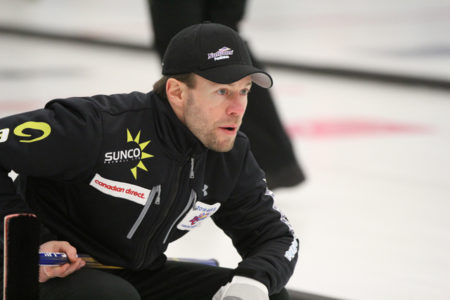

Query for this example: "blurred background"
[1,0,449,299]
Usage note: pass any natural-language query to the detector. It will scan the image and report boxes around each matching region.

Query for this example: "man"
[0,23,298,300]
[149,0,306,189]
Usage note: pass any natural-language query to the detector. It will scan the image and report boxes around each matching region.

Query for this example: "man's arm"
[0,97,103,241]
[212,147,299,295]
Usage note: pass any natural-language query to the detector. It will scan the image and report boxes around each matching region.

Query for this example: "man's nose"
[226,94,247,116]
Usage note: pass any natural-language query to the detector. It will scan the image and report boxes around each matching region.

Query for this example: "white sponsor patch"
[0,128,10,143]
[177,201,221,231]
[269,188,298,261]
[285,238,298,261]
[89,174,151,206]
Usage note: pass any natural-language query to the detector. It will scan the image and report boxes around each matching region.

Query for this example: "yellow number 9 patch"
[14,121,51,143]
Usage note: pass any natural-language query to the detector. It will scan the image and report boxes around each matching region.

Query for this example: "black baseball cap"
[162,23,273,88]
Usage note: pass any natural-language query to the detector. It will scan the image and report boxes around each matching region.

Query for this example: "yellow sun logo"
[127,129,154,180]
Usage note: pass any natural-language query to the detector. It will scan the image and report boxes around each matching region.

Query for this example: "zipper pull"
[154,185,161,205]
[189,157,195,179]
[192,190,198,208]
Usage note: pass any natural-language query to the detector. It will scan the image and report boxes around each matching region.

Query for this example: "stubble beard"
[185,96,238,152]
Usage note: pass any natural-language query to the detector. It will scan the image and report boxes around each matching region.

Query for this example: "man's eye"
[240,89,250,96]
[217,89,227,95]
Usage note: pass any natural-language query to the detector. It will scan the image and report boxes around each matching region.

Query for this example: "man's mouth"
[222,126,235,131]
[219,125,238,134]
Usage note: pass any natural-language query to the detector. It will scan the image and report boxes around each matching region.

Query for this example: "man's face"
[183,75,252,152]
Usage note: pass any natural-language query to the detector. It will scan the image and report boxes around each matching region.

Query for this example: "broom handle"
[39,252,219,269]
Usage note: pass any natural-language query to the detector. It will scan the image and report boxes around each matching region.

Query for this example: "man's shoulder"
[88,91,155,115]
[45,91,157,116]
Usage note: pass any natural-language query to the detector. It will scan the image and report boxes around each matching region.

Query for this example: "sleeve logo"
[0,128,10,143]
[14,121,51,143]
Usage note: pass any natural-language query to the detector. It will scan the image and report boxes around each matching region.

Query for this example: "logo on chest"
[177,201,221,231]
[104,129,154,180]
[90,174,151,206]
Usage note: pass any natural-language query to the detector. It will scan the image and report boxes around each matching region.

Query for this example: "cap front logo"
[207,47,234,61]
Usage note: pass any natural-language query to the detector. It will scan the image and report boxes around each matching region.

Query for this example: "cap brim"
[195,64,273,88]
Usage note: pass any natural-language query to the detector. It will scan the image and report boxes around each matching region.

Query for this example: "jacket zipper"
[134,159,185,268]
[126,185,161,239]
[162,157,196,244]
[162,189,197,244]
[189,157,195,179]
[134,156,194,268]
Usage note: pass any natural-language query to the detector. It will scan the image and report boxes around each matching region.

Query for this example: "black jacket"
[0,91,298,293]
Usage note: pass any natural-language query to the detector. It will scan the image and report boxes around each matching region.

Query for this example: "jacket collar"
[150,92,206,159]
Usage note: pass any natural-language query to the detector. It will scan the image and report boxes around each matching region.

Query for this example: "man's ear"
[166,78,186,108]
[166,78,188,121]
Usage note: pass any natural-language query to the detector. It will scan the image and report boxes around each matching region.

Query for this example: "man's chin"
[207,138,235,152]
